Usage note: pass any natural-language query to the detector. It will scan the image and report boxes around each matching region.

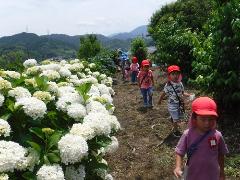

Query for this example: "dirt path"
[106,73,190,180]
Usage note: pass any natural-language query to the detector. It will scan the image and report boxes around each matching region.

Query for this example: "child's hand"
[173,167,182,178]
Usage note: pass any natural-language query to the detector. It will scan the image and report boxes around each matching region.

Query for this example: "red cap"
[132,56,138,63]
[167,65,180,74]
[141,60,150,67]
[192,97,218,117]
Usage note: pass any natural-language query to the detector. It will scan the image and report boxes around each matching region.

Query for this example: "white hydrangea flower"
[101,77,113,87]
[108,115,121,131]
[36,164,64,180]
[60,60,67,65]
[59,67,71,78]
[84,68,90,73]
[33,91,54,103]
[58,134,88,165]
[23,59,37,68]
[83,113,112,136]
[65,165,85,180]
[69,63,84,72]
[40,70,60,81]
[0,173,9,180]
[26,66,41,76]
[101,94,113,104]
[0,140,31,172]
[86,101,108,114]
[56,93,83,112]
[77,72,86,79]
[47,81,58,94]
[88,63,96,69]
[15,97,47,120]
[92,71,100,78]
[57,82,73,87]
[25,78,38,88]
[108,87,115,96]
[4,71,21,79]
[40,60,52,65]
[57,86,76,97]
[8,87,31,100]
[105,174,114,180]
[88,85,100,97]
[70,59,80,64]
[99,74,107,80]
[0,119,11,137]
[70,123,95,140]
[70,75,78,80]
[70,77,97,86]
[39,64,61,71]
[97,84,111,96]
[0,93,4,107]
[67,103,87,121]
[0,80,12,91]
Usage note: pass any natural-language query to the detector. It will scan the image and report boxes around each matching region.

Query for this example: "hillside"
[0,25,153,61]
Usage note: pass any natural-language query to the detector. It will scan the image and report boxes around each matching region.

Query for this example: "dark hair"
[192,112,197,120]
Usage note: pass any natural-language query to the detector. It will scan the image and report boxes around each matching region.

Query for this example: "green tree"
[130,37,148,65]
[78,34,101,59]
[148,0,215,80]
[190,0,240,123]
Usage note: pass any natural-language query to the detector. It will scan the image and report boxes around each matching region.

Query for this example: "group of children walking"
[126,56,229,180]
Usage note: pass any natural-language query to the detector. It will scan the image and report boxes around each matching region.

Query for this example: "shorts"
[168,103,183,122]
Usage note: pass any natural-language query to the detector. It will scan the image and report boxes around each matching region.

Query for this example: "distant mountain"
[0,25,152,60]
[109,25,148,40]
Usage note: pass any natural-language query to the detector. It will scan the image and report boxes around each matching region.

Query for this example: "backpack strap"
[186,130,211,165]
[140,71,149,86]
[169,81,185,112]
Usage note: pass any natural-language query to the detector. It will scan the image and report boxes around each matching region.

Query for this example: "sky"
[0,0,176,37]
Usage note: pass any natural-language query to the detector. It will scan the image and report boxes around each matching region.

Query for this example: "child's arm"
[174,153,183,178]
[218,154,225,180]
[158,91,166,105]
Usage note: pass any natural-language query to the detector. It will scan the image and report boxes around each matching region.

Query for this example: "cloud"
[0,0,176,36]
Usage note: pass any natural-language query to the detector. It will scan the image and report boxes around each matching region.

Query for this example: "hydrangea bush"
[0,59,120,180]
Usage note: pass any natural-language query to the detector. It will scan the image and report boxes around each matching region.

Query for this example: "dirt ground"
[105,71,239,180]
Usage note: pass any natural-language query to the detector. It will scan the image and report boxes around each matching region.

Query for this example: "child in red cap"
[137,60,154,108]
[158,65,190,137]
[174,97,228,180]
[130,56,139,84]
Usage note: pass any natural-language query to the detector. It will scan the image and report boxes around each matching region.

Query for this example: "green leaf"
[105,104,114,110]
[6,99,15,112]
[22,171,37,180]
[0,113,12,120]
[29,127,45,140]
[44,155,50,164]
[48,131,62,150]
[34,76,49,91]
[26,141,41,153]
[76,83,92,96]
[47,152,61,163]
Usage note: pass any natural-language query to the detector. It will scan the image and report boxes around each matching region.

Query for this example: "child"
[124,60,131,82]
[174,97,229,180]
[130,56,139,84]
[158,65,190,137]
[137,60,154,108]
